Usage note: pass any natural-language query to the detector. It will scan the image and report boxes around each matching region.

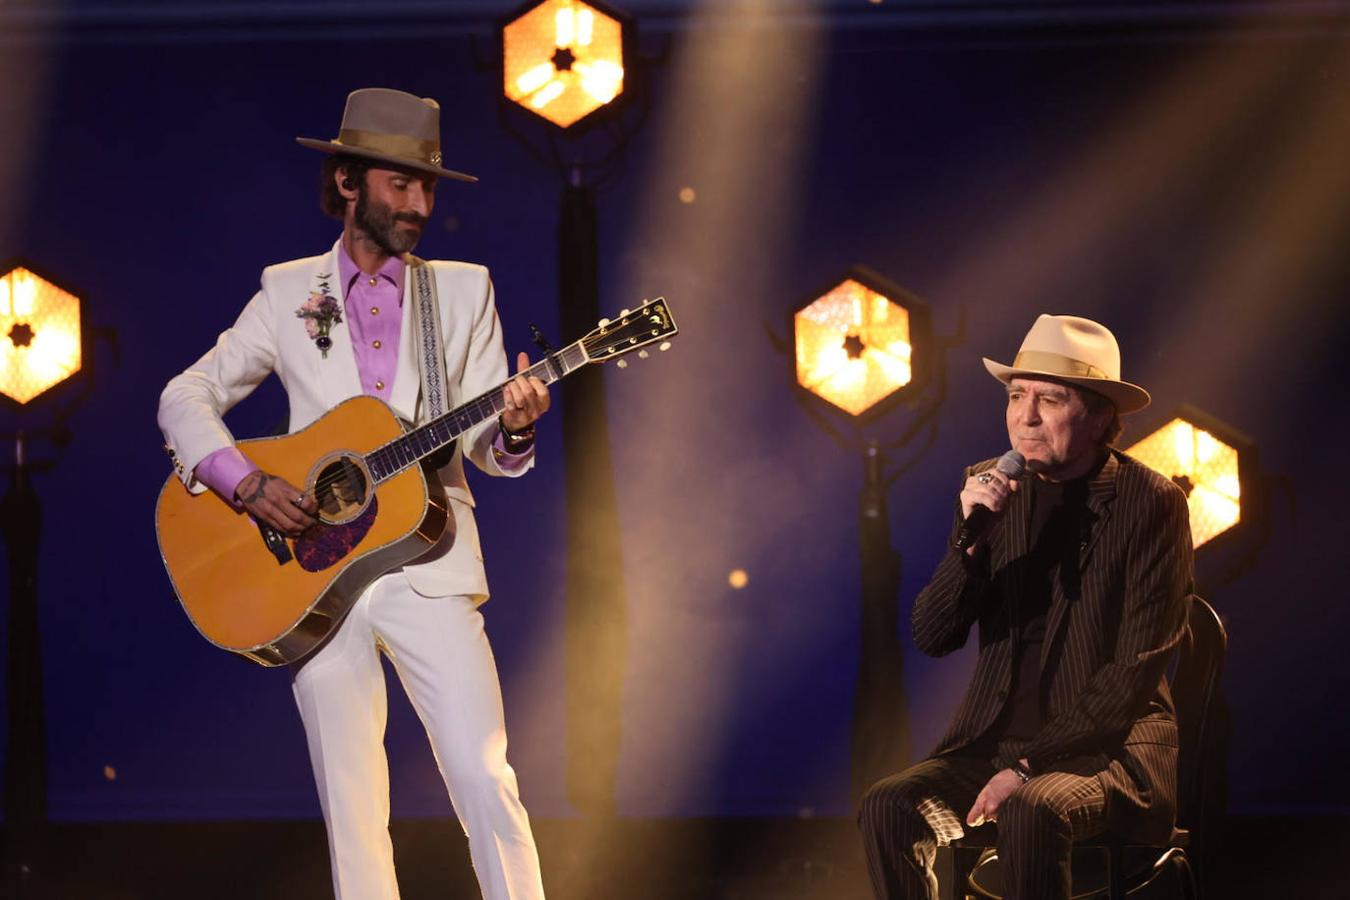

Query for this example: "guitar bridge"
[257,521,293,566]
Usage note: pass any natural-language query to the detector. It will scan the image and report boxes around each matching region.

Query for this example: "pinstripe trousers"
[859,754,1107,900]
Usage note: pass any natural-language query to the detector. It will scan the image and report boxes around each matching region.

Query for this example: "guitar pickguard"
[294,497,379,572]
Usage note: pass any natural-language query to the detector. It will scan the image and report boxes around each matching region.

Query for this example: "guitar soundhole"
[313,455,370,525]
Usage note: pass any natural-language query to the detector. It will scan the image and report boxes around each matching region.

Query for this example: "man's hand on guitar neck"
[500,351,551,436]
[234,470,318,536]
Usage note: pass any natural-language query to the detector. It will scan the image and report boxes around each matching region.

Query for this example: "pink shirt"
[338,241,406,402]
[195,243,528,499]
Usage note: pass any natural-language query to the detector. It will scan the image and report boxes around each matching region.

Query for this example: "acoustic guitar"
[156,298,677,666]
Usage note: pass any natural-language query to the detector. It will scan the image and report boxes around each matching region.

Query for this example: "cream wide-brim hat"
[296,87,477,183]
[982,314,1151,414]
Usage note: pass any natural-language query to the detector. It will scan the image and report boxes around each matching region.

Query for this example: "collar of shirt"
[337,239,406,304]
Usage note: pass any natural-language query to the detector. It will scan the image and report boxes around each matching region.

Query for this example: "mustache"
[393,212,427,227]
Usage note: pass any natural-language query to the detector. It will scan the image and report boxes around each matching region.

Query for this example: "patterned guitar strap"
[406,255,450,433]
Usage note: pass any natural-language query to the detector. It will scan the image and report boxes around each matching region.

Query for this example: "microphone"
[954,450,1026,551]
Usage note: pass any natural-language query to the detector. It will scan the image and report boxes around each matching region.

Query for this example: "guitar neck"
[364,339,588,483]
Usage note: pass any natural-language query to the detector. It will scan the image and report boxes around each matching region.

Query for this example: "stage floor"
[2,814,1342,898]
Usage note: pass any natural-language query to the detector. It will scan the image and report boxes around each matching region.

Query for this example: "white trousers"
[290,573,545,900]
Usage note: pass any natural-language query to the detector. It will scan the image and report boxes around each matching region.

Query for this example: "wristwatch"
[1011,760,1034,784]
[499,416,535,453]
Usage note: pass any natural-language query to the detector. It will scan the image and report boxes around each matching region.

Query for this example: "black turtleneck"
[991,453,1102,746]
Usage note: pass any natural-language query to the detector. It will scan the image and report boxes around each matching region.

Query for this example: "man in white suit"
[158,88,548,899]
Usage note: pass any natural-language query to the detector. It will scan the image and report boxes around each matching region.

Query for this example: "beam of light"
[1149,47,1350,417]
[612,0,827,821]
[930,40,1309,361]
[0,16,65,256]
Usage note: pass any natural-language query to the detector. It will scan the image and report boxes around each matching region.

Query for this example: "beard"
[354,190,426,256]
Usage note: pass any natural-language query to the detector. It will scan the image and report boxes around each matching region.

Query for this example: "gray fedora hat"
[983,314,1151,414]
[296,87,477,183]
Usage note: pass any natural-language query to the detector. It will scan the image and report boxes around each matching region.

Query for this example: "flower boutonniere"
[297,275,343,358]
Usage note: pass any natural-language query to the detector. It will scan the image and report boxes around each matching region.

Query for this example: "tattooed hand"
[235,470,318,536]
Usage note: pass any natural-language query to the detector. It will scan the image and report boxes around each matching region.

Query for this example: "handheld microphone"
[954,450,1026,551]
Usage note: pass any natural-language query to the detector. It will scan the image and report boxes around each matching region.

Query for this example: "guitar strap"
[406,255,449,425]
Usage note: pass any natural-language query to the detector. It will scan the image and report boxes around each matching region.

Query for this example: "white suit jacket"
[157,239,532,600]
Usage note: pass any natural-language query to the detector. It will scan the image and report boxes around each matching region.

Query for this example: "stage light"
[0,264,83,405]
[793,269,929,418]
[1125,407,1255,548]
[1,261,95,889]
[728,569,748,589]
[786,267,939,798]
[501,0,629,130]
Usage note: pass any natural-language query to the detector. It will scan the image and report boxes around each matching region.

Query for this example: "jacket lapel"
[1040,450,1119,669]
[313,241,364,409]
[998,469,1034,617]
[1079,451,1119,565]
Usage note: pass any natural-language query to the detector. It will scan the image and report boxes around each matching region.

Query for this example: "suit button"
[372,340,382,349]
[370,306,380,315]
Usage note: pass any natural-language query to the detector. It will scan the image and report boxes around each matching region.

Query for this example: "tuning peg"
[659,341,672,352]
[638,349,649,359]
[598,317,610,328]
[617,359,628,369]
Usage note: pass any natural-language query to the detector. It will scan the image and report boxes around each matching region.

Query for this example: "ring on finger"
[977,472,995,484]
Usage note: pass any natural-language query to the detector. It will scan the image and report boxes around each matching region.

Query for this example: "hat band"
[335,128,441,167]
[1012,350,1112,380]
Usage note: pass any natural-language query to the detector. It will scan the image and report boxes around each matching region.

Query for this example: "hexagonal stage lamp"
[794,269,930,418]
[501,0,629,130]
[0,264,82,405]
[1125,407,1256,549]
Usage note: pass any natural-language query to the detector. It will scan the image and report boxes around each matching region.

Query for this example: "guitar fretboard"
[365,340,588,483]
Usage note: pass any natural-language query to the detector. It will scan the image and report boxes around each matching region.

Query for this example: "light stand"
[2,431,46,899]
[0,260,104,899]
[491,0,657,821]
[781,269,963,802]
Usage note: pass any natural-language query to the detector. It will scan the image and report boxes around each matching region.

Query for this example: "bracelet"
[1011,760,1034,784]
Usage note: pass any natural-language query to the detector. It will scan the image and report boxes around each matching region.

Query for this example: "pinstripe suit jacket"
[913,449,1193,843]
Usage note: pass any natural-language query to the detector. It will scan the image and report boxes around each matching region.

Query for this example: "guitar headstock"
[581,298,678,367]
